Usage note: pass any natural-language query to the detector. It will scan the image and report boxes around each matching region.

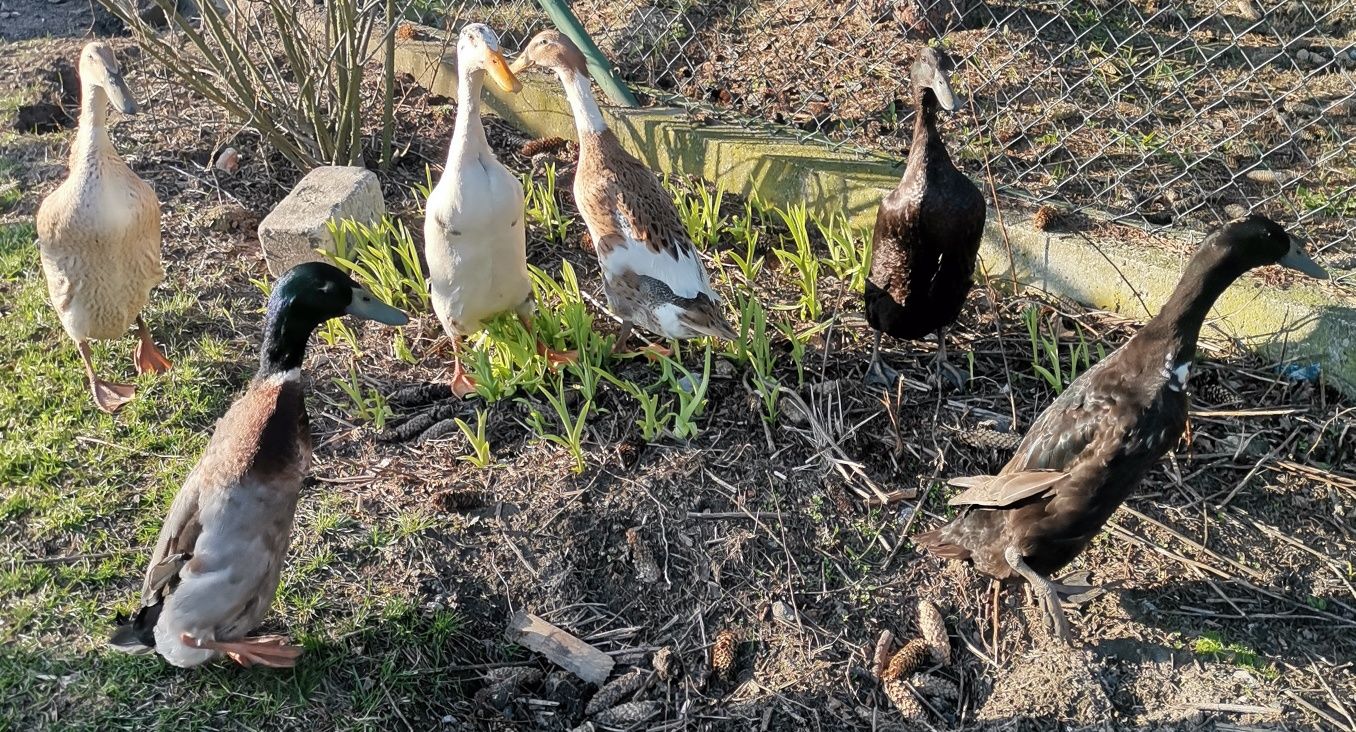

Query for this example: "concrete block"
[257,165,384,275]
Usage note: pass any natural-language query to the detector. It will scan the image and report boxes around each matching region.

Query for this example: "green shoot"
[326,216,430,312]
[816,211,871,293]
[531,374,591,474]
[660,348,712,440]
[332,363,392,431]
[454,409,493,469]
[522,164,572,245]
[771,203,821,321]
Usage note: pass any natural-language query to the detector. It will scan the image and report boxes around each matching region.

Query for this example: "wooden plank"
[506,612,615,685]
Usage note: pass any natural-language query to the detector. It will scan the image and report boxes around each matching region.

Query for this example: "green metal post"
[534,0,640,108]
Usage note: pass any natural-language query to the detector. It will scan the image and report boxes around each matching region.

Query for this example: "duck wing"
[946,470,1069,507]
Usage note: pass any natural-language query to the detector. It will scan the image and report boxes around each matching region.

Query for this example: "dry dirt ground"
[2,27,1356,732]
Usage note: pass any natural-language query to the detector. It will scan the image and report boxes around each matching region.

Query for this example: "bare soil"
[3,25,1356,732]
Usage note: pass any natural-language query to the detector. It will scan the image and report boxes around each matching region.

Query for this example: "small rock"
[214,147,239,174]
[1297,48,1311,62]
[771,600,797,624]
[1224,204,1248,219]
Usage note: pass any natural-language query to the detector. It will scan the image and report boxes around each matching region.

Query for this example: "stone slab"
[257,165,384,276]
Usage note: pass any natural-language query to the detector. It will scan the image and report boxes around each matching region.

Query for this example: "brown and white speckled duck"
[510,32,736,356]
[36,41,171,412]
[110,263,407,668]
[865,47,985,388]
[915,215,1327,643]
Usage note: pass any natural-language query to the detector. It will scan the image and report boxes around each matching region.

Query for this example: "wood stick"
[506,612,614,685]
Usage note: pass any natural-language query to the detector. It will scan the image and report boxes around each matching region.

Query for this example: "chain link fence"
[436,0,1356,263]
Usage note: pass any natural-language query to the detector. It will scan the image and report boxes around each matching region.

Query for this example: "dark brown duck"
[865,47,986,387]
[915,215,1328,643]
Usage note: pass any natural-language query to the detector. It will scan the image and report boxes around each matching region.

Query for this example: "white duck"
[510,31,736,357]
[36,41,171,413]
[425,23,572,397]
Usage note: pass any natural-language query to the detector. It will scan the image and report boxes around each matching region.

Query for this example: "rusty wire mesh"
[437,0,1356,263]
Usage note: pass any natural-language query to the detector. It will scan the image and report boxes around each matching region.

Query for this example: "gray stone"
[257,165,384,275]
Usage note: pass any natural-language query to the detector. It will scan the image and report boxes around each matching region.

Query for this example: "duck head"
[1210,214,1327,279]
[911,46,957,112]
[457,23,521,93]
[260,262,409,374]
[80,41,137,115]
[510,30,590,78]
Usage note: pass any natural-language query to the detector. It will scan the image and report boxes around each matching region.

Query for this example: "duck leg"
[79,341,135,413]
[1049,570,1108,606]
[611,319,672,361]
[610,319,635,355]
[930,329,966,388]
[1004,546,1073,644]
[516,311,577,367]
[133,316,173,375]
[864,331,900,388]
[180,633,303,669]
[447,338,477,399]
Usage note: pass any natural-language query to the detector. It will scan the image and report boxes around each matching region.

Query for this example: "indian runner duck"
[110,262,408,668]
[425,23,572,398]
[510,31,736,357]
[915,215,1327,643]
[865,46,984,388]
[36,41,172,413]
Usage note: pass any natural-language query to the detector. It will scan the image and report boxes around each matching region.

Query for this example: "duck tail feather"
[108,604,160,654]
[914,527,972,561]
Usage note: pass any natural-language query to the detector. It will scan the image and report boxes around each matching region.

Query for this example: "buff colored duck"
[510,32,736,357]
[916,215,1327,644]
[425,23,572,398]
[110,263,407,668]
[36,41,171,413]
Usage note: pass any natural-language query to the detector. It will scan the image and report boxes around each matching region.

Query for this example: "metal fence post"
[534,0,640,107]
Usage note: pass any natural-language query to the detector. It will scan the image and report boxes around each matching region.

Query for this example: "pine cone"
[520,136,569,158]
[585,668,648,716]
[652,646,680,681]
[883,639,930,681]
[909,672,960,701]
[955,426,1022,451]
[592,700,662,726]
[916,600,950,665]
[625,528,660,584]
[1032,204,1060,231]
[883,679,926,720]
[711,629,738,677]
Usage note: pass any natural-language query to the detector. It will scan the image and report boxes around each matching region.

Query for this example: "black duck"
[865,47,986,387]
[915,215,1327,643]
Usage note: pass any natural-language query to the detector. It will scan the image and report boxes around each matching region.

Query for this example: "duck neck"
[257,303,324,378]
[1140,245,1244,368]
[72,83,114,169]
[558,68,607,137]
[449,65,489,167]
[910,90,946,169]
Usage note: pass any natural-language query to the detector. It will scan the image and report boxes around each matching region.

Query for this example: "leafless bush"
[101,0,410,170]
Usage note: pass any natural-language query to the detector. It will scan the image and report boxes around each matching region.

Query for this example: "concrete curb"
[394,39,1356,396]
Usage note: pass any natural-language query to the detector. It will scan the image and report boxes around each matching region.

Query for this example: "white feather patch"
[602,212,713,301]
